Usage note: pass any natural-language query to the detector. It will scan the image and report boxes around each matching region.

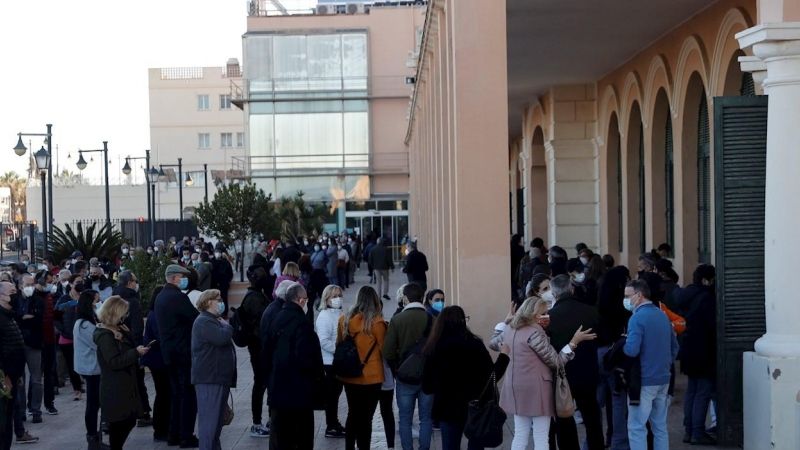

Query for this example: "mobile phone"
[146,340,157,348]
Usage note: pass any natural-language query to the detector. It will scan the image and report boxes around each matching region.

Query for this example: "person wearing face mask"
[310,243,328,302]
[55,269,72,298]
[118,244,131,265]
[190,289,235,450]
[193,253,212,292]
[253,243,269,268]
[402,242,429,290]
[336,241,351,290]
[154,265,200,448]
[55,274,86,401]
[68,251,84,274]
[263,283,325,449]
[15,275,45,424]
[315,285,347,439]
[566,258,591,306]
[72,289,106,449]
[33,271,59,417]
[524,273,554,310]
[621,280,679,449]
[237,266,272,438]
[88,266,114,302]
[424,289,446,318]
[636,253,657,278]
[146,246,155,258]
[210,244,234,317]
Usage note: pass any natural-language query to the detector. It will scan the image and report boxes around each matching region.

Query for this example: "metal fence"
[67,219,199,249]
[0,222,40,261]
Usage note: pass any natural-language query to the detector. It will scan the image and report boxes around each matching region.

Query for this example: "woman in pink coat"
[489,298,595,449]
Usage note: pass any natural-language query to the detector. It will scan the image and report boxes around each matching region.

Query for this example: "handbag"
[222,392,234,426]
[464,371,507,448]
[555,367,575,418]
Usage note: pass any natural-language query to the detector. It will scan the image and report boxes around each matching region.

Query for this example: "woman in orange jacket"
[337,286,388,450]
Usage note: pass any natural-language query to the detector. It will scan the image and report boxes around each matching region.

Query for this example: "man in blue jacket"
[623,279,679,450]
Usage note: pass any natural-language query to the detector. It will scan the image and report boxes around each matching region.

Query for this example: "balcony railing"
[160,67,242,80]
[231,152,409,177]
[231,75,412,106]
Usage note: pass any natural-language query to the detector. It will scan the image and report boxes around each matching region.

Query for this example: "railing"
[231,151,409,177]
[161,67,204,80]
[27,176,143,187]
[237,75,412,100]
[246,0,427,17]
[222,66,242,78]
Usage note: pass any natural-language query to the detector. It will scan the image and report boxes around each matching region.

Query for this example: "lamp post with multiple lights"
[74,142,111,229]
[13,124,53,258]
[159,158,184,219]
[123,149,153,243]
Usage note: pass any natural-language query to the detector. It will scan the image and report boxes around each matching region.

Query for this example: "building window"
[220,94,232,110]
[638,122,646,255]
[698,92,711,263]
[185,170,206,187]
[221,133,233,148]
[197,95,210,111]
[198,133,211,149]
[237,132,245,148]
[665,114,675,257]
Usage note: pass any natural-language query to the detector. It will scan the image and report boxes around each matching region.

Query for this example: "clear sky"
[0,0,315,182]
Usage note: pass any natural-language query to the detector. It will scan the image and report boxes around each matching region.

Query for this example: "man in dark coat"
[280,242,302,273]
[154,265,199,448]
[15,275,45,423]
[210,245,234,316]
[368,238,395,300]
[546,274,605,450]
[1,281,31,449]
[113,270,152,427]
[510,234,526,297]
[239,266,272,437]
[402,242,429,289]
[263,283,324,450]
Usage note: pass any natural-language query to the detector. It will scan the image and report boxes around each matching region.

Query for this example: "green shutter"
[713,95,768,446]
[740,72,756,97]
[617,137,623,252]
[638,123,646,254]
[665,114,674,256]
[698,93,711,263]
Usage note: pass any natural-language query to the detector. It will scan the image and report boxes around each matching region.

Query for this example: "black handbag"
[464,371,507,448]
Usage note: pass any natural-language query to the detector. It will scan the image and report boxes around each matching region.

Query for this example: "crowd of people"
[0,231,718,450]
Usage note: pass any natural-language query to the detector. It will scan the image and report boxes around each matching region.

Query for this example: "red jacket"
[42,293,56,345]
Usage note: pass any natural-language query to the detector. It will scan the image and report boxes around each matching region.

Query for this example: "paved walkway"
[16,269,731,449]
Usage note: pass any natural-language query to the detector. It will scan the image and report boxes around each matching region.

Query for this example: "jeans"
[512,415,551,450]
[396,380,433,450]
[59,343,82,392]
[379,389,395,448]
[150,368,172,439]
[109,417,136,450]
[627,384,669,450]
[608,374,630,450]
[41,344,56,408]
[248,342,268,425]
[683,377,713,439]
[196,383,229,450]
[84,375,101,435]
[168,362,198,442]
[440,420,482,450]
[20,347,43,416]
[343,383,381,450]
[323,365,344,428]
[376,270,390,297]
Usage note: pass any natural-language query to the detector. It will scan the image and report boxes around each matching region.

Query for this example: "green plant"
[49,222,124,263]
[125,252,173,312]
[275,191,330,242]
[0,369,11,400]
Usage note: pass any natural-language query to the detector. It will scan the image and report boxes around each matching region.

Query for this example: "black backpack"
[333,323,378,378]
[228,307,248,348]
[396,314,433,385]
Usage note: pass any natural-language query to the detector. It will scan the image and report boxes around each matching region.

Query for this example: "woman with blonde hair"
[316,284,346,438]
[93,295,150,449]
[337,286,387,450]
[272,261,304,299]
[489,298,596,449]
[191,289,235,450]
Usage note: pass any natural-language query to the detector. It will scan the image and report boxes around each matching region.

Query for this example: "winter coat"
[73,319,101,376]
[325,246,338,276]
[154,284,199,366]
[491,323,573,417]
[403,250,429,284]
[41,292,56,345]
[16,292,44,349]
[422,332,510,423]
[211,258,233,291]
[310,250,327,271]
[88,276,115,302]
[195,262,212,291]
[55,293,79,340]
[263,301,325,409]
[259,297,285,378]
[674,284,716,378]
[368,244,394,271]
[239,288,270,342]
[383,304,431,368]
[93,327,144,423]
[140,309,165,370]
[597,266,632,346]
[113,286,145,347]
[281,246,303,271]
[336,313,387,385]
[191,311,236,387]
[546,295,602,388]
[0,305,26,380]
[271,275,303,299]
[316,307,343,365]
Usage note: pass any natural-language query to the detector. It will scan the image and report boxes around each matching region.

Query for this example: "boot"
[87,433,111,450]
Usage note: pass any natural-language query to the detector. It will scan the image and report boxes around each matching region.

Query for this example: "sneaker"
[179,435,200,448]
[32,415,42,424]
[16,433,39,444]
[383,295,391,301]
[26,410,33,416]
[325,426,346,438]
[250,424,270,438]
[46,406,58,415]
[691,434,717,446]
[432,421,441,431]
[137,413,153,428]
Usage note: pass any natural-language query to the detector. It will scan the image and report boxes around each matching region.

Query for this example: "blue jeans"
[683,377,713,439]
[627,384,669,450]
[396,381,433,450]
[328,276,339,288]
[608,375,630,450]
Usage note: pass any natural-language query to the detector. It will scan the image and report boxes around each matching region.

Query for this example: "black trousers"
[247,342,268,425]
[168,362,197,442]
[59,343,82,392]
[551,383,605,450]
[1,376,19,450]
[41,344,56,408]
[269,408,314,450]
[136,367,151,415]
[150,368,172,439]
[343,383,381,450]
[84,375,101,435]
[323,365,344,428]
[109,417,136,450]
[379,389,395,449]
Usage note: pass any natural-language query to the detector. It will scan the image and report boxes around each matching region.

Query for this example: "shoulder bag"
[555,367,575,418]
[464,371,507,448]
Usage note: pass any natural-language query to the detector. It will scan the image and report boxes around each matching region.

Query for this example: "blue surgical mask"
[432,300,445,312]
[178,278,189,290]
[217,301,225,315]
[94,302,102,316]
[623,297,634,312]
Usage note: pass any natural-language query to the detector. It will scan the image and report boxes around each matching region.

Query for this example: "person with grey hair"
[546,274,605,450]
[402,241,429,290]
[368,237,395,300]
[263,283,324,448]
[56,269,72,297]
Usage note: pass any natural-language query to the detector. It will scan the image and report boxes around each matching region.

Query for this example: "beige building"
[407,0,798,448]
[233,1,423,242]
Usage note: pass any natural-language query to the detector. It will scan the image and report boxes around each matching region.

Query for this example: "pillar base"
[743,351,800,449]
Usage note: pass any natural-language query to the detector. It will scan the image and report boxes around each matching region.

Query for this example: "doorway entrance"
[345,211,408,263]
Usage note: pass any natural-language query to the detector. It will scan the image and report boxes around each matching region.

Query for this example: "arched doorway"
[606,113,622,256]
[680,72,708,266]
[650,88,673,255]
[529,127,547,244]
[624,102,644,262]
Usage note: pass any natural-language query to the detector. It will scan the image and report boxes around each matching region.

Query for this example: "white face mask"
[301,301,308,315]
[579,257,588,266]
[405,248,411,256]
[542,291,556,305]
[49,284,58,294]
[22,286,35,297]
[134,283,140,292]
[71,259,77,265]
[574,273,586,283]
[122,248,129,255]
[38,264,48,271]
[61,280,70,288]
[153,247,160,252]
[330,296,342,309]
[214,252,222,259]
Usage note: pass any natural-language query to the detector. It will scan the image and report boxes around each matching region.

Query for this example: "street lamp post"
[76,142,111,229]
[159,158,184,220]
[123,150,152,243]
[13,124,53,258]
[204,164,208,202]
[147,167,160,235]
[34,147,51,258]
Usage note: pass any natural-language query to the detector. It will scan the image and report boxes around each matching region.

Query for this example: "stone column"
[737,23,800,450]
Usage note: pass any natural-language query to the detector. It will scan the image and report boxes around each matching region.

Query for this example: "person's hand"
[18,378,24,387]
[504,303,517,325]
[120,324,130,333]
[571,326,597,346]
[22,314,34,320]
[112,330,123,341]
[136,346,150,356]
[501,342,511,355]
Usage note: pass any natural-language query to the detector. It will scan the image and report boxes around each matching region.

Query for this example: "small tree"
[125,252,173,312]
[275,191,330,242]
[193,182,277,280]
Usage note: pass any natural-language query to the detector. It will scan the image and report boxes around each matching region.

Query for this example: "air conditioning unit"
[315,5,337,15]
[346,3,367,14]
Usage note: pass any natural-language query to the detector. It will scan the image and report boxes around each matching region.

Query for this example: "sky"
[0,0,316,182]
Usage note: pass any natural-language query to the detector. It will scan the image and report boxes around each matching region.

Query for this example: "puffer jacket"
[94,327,144,423]
[0,305,27,379]
[316,307,344,365]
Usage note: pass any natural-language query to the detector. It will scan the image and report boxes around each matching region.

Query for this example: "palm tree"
[0,171,27,223]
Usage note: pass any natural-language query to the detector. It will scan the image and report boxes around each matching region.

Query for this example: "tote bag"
[464,371,507,448]
[555,367,575,418]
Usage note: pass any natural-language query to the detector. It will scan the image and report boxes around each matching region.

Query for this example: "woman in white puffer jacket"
[315,284,346,438]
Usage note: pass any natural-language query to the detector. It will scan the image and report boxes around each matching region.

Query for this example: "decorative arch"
[621,71,644,135]
[674,35,711,117]
[600,84,621,144]
[644,55,675,121]
[710,7,754,96]
[523,98,548,143]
